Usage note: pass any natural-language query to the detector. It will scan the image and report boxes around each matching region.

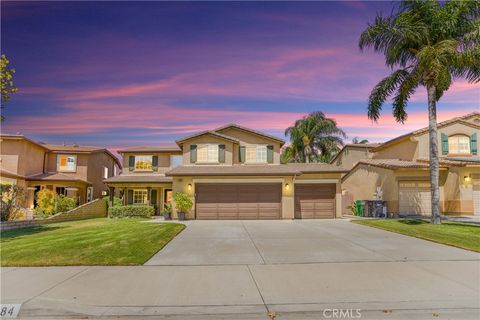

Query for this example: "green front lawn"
[352,219,480,252]
[1,218,185,266]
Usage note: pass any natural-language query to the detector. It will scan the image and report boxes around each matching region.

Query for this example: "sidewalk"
[2,260,479,319]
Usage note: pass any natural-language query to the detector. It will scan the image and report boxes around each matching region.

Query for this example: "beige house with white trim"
[340,112,480,216]
[106,124,348,219]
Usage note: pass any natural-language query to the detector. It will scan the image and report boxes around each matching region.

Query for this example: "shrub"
[174,192,193,213]
[56,195,77,213]
[35,189,56,217]
[1,184,25,221]
[108,205,154,218]
[103,196,122,207]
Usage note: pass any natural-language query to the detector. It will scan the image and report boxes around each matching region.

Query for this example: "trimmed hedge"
[108,205,154,218]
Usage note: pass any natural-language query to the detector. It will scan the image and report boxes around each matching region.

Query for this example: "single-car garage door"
[399,181,431,216]
[294,184,336,219]
[195,183,282,220]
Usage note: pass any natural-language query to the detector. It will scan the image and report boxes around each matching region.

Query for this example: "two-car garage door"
[195,183,282,219]
[399,181,431,216]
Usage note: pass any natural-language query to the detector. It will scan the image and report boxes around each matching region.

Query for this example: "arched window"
[448,135,470,154]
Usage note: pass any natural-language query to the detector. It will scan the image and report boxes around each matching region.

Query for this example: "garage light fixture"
[464,176,471,182]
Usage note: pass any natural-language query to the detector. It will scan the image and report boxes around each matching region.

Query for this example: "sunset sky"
[1,1,478,150]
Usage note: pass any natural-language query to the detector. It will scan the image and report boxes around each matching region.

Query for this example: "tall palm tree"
[359,0,479,224]
[284,112,346,163]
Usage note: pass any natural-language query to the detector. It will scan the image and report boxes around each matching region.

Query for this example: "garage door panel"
[195,204,218,220]
[295,184,336,219]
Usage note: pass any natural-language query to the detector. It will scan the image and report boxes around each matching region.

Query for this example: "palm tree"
[359,0,479,224]
[352,137,369,144]
[284,112,346,163]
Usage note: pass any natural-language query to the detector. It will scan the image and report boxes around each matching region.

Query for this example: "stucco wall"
[342,164,399,214]
[332,147,373,169]
[87,152,118,198]
[373,139,418,161]
[0,138,46,176]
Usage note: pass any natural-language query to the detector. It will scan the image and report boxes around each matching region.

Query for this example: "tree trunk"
[427,85,441,224]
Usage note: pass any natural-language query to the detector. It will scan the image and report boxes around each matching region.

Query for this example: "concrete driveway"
[145,219,478,265]
[2,219,479,319]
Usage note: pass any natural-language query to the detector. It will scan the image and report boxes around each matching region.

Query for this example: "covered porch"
[25,175,91,209]
[104,175,173,214]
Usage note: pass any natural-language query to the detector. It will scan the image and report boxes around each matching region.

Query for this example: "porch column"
[147,187,152,205]
[109,187,115,207]
[121,188,126,205]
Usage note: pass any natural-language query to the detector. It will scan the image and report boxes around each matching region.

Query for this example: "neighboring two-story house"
[105,124,348,219]
[0,134,121,208]
[341,112,480,216]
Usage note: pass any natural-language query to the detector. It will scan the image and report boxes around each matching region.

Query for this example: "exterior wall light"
[285,183,290,190]
[464,176,471,183]
[187,183,192,191]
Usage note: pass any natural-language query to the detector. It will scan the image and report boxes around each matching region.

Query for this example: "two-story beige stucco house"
[0,134,121,208]
[340,112,480,216]
[105,124,348,219]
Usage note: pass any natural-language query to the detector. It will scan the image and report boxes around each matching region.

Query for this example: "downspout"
[43,151,47,173]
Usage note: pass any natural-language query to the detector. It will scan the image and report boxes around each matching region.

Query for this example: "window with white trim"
[133,190,148,204]
[197,144,219,162]
[246,145,267,163]
[103,167,109,179]
[57,155,77,172]
[135,155,153,171]
[448,135,470,154]
[170,155,183,168]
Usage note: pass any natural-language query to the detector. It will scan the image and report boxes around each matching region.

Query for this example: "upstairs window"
[170,155,183,168]
[103,167,109,179]
[57,155,77,172]
[197,144,218,162]
[448,135,470,154]
[246,145,267,163]
[135,155,153,171]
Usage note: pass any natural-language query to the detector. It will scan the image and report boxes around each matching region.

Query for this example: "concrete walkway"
[2,220,479,319]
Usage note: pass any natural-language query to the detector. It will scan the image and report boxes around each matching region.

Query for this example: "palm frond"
[368,69,410,122]
[392,68,421,123]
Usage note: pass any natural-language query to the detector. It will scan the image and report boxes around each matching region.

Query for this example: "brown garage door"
[195,183,281,220]
[295,184,335,219]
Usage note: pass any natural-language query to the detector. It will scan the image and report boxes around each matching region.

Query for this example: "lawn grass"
[0,218,185,266]
[352,219,480,252]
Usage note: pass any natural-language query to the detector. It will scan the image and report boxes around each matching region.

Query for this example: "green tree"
[284,111,346,163]
[0,54,18,120]
[359,0,479,224]
[352,137,369,144]
[35,189,56,217]
[1,184,25,221]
